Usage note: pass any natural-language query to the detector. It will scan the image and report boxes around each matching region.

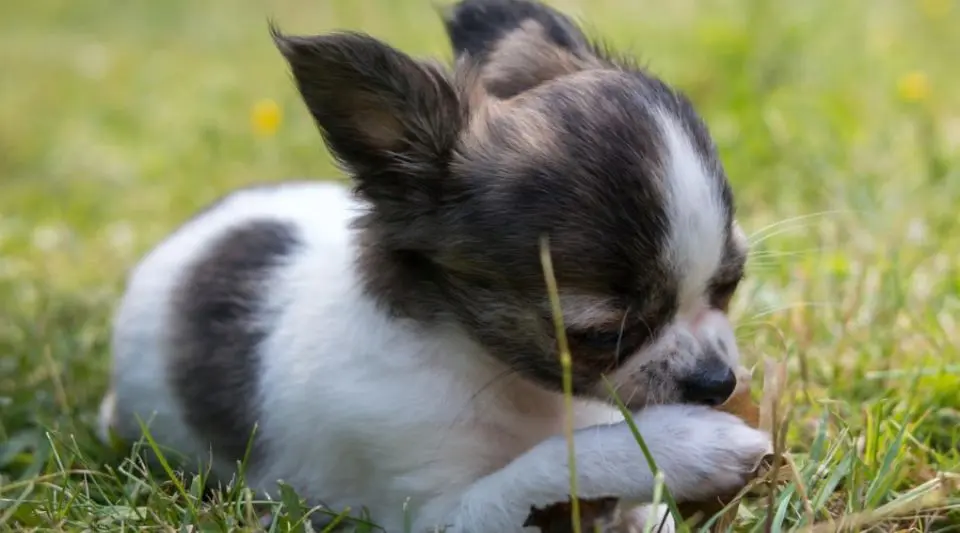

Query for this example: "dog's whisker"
[747,247,831,259]
[749,223,824,247]
[442,366,519,437]
[623,385,642,408]
[747,209,851,243]
[737,301,834,323]
[614,306,630,362]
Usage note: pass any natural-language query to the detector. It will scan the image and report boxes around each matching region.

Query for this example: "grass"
[1,0,959,530]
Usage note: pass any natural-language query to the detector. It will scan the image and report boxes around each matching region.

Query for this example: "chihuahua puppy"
[98,0,771,531]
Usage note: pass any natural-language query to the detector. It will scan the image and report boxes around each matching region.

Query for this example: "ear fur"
[271,26,463,208]
[440,0,602,98]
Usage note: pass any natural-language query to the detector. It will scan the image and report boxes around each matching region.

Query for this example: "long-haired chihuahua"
[99,0,772,531]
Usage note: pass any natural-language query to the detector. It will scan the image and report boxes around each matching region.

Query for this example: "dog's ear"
[441,0,600,98]
[272,28,461,206]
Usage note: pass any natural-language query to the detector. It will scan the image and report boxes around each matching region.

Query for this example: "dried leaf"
[524,497,620,533]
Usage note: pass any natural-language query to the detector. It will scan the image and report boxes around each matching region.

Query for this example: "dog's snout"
[680,358,737,406]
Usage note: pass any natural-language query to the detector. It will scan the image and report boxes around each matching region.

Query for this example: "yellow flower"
[251,98,282,136]
[897,71,930,103]
[920,0,952,18]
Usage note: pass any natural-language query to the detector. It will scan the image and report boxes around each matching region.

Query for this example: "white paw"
[632,405,772,503]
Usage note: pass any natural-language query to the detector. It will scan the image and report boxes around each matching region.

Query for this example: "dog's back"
[100,181,358,468]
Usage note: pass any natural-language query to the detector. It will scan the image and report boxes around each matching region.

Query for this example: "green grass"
[2,0,959,530]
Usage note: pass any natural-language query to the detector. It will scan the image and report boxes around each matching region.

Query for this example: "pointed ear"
[441,0,601,98]
[272,27,462,201]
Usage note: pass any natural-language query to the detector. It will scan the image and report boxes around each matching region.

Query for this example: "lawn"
[1,0,958,531]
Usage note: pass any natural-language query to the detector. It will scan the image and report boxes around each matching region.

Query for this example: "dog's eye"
[711,276,743,311]
[568,329,626,351]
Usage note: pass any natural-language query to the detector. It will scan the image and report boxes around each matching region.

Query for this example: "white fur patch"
[657,111,726,316]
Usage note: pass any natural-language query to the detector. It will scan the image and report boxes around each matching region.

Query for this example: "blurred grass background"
[1,0,959,531]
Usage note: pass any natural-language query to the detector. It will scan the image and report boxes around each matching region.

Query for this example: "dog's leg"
[432,404,769,533]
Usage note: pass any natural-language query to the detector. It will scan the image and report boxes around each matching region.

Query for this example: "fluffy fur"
[99,1,771,531]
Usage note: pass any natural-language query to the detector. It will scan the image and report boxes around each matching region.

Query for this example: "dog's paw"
[633,405,772,503]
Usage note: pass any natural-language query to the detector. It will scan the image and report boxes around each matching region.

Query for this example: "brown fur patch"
[554,293,622,330]
[463,95,560,165]
[481,20,600,98]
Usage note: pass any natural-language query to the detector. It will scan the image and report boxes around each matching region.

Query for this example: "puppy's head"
[273,0,747,410]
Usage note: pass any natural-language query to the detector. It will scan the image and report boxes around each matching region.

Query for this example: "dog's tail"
[439,0,599,98]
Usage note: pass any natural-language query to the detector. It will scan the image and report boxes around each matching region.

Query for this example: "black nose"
[680,360,737,406]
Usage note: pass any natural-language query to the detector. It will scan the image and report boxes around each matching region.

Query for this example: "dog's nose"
[680,359,737,406]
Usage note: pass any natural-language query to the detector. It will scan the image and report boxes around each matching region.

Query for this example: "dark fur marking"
[169,219,302,463]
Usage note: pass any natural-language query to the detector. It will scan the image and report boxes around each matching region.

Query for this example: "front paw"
[633,405,772,503]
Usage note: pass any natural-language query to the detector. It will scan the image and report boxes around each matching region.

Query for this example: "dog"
[97,0,772,531]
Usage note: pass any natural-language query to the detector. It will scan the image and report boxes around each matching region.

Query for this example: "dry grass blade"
[759,357,788,435]
[793,476,952,533]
